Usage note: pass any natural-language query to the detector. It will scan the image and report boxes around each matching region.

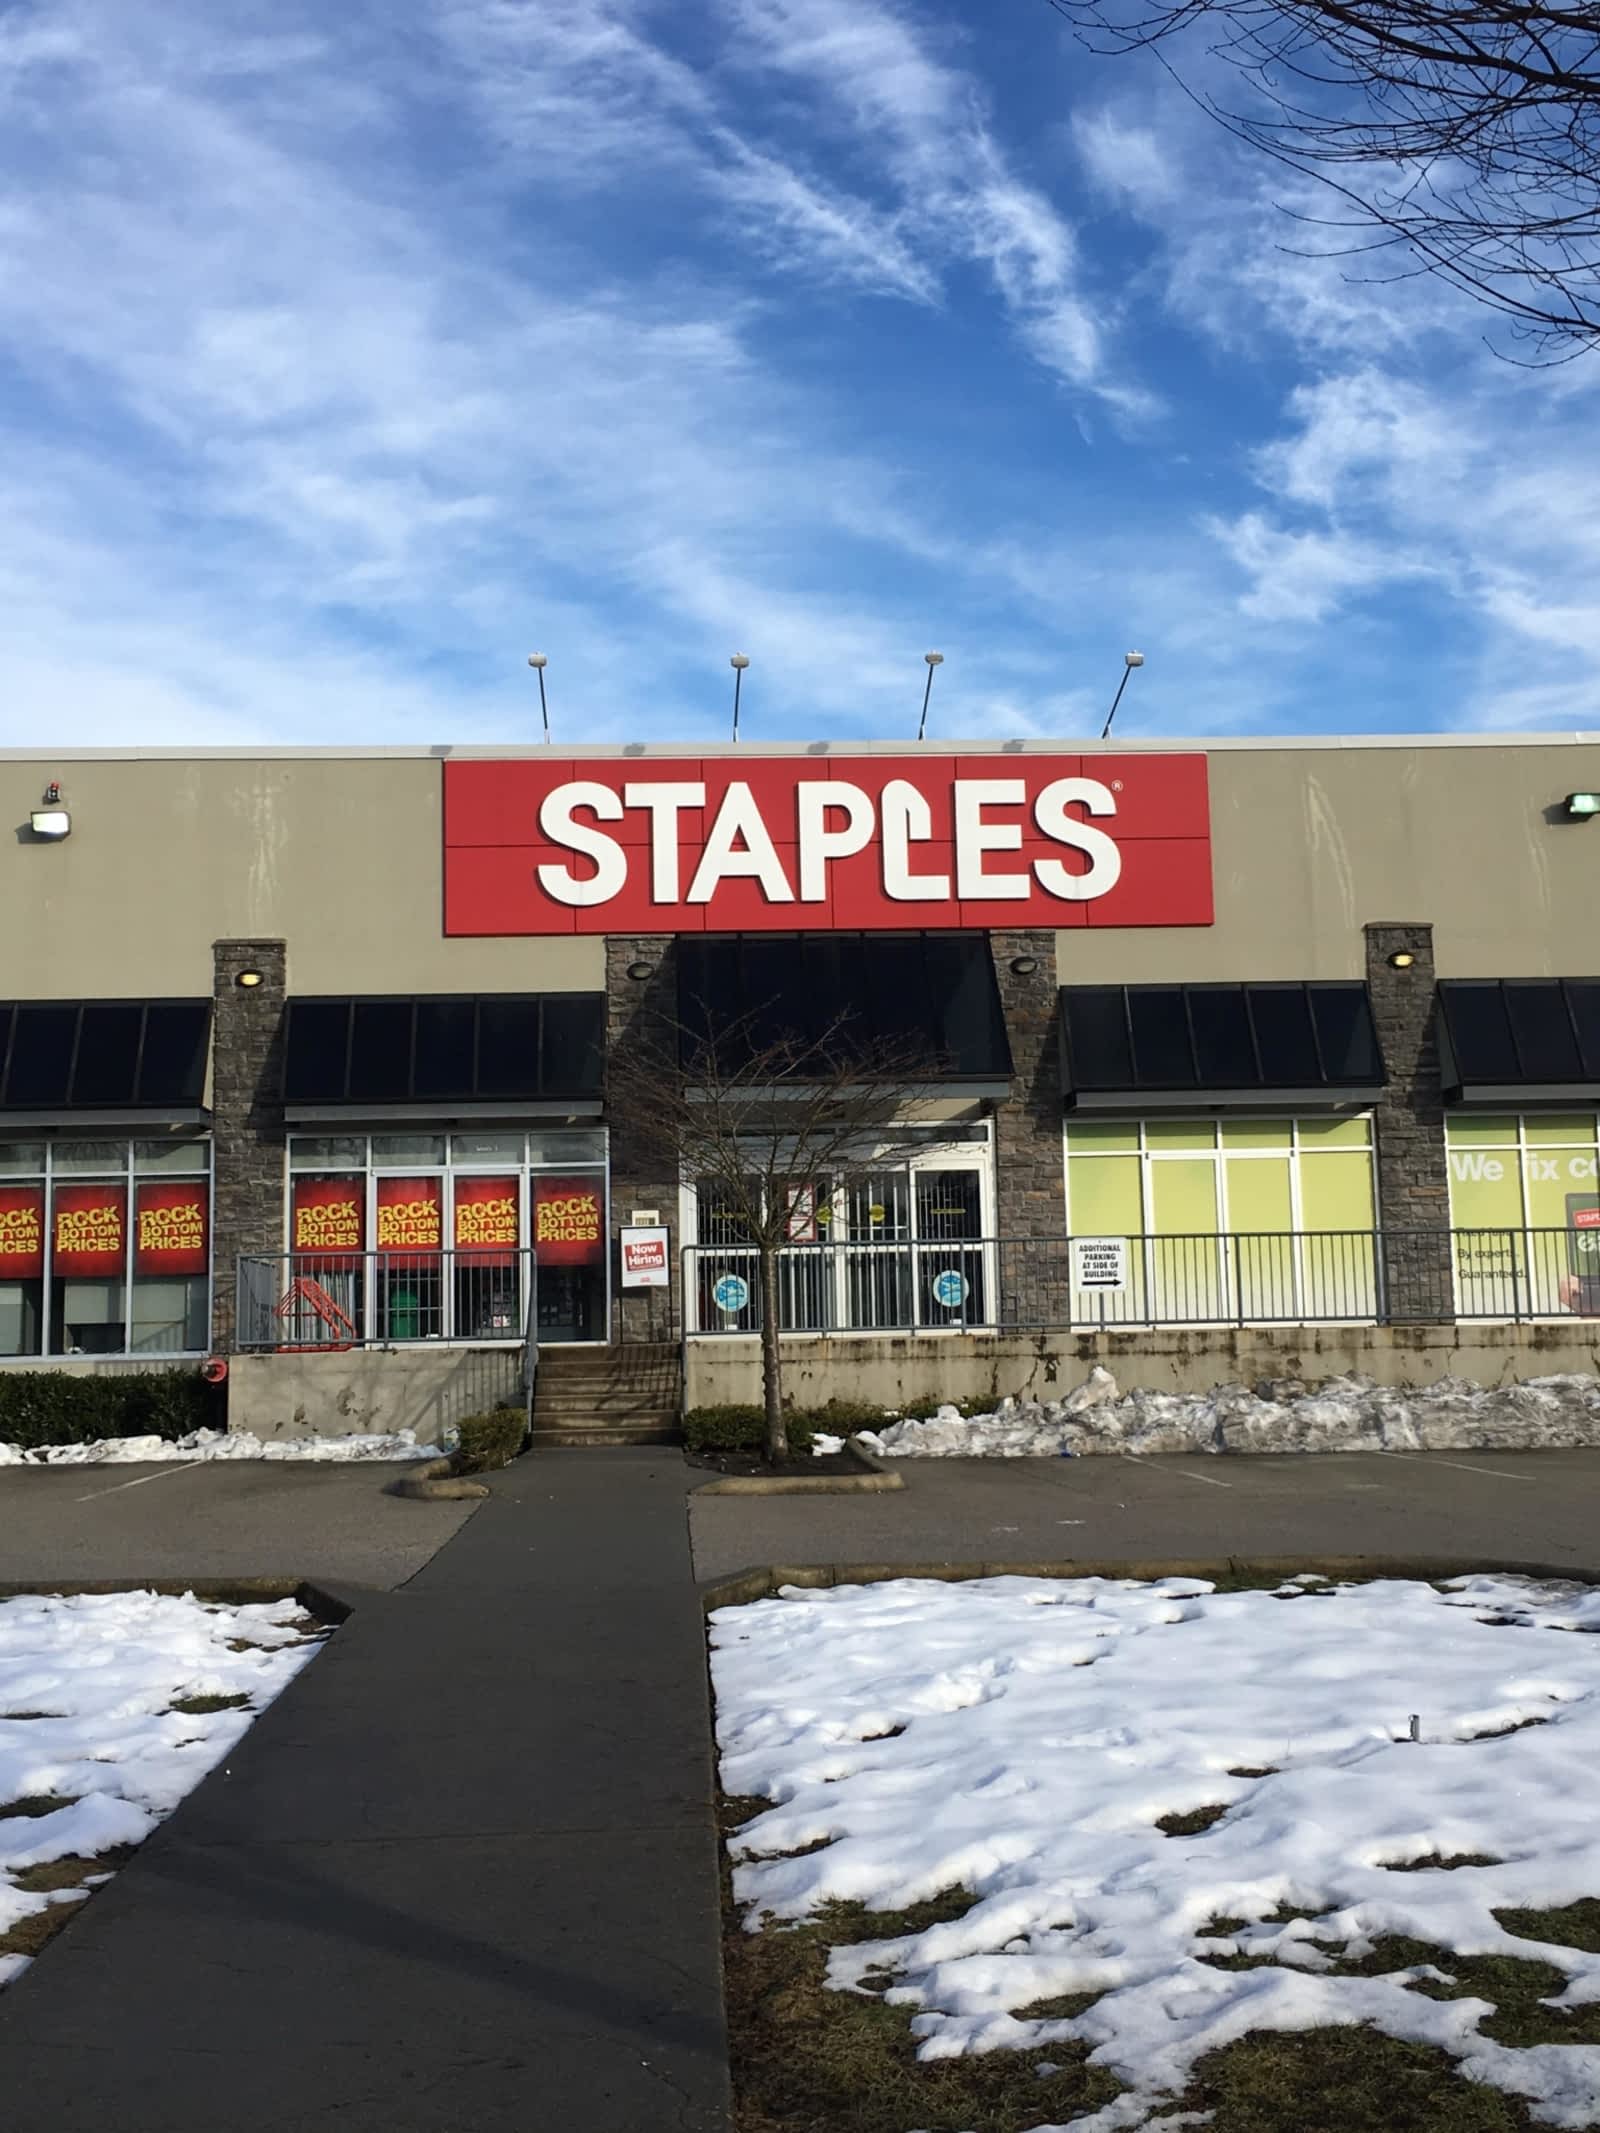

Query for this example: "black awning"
[283,994,605,1106]
[1437,978,1600,1100]
[676,935,1012,1082]
[1060,982,1384,1106]
[0,999,210,1111]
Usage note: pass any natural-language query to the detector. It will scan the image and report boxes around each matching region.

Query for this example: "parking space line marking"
[1378,1452,1539,1483]
[1123,1458,1233,1489]
[76,1461,206,1502]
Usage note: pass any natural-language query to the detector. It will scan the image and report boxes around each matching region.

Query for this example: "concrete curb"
[383,1456,492,1502]
[699,1552,1600,1612]
[692,1434,906,1497]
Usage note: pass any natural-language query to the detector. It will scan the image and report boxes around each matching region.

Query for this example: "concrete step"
[528,1423,683,1448]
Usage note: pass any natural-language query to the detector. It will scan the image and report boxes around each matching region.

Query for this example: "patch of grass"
[1174,2024,1539,2131]
[1,1793,78,1819]
[1470,1715,1549,1740]
[1385,1853,1502,1872]
[1157,1803,1228,1837]
[167,1692,251,1716]
[1228,1764,1279,1778]
[12,1848,134,1895]
[0,1897,87,1961]
[1495,1899,1600,1953]
[720,1795,1121,2133]
[1013,1989,1102,2021]
[0,1711,59,1722]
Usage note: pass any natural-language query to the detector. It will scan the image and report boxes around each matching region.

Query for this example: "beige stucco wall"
[3,735,1597,997]
[1,753,601,997]
[685,1323,1600,1408]
[227,1344,522,1441]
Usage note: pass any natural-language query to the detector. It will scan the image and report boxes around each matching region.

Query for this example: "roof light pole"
[730,653,750,743]
[1100,650,1145,742]
[917,652,944,742]
[526,654,551,743]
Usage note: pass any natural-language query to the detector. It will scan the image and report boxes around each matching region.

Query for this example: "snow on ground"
[712,1573,1600,2129]
[1,1590,323,1986]
[0,1427,441,1467]
[819,1365,1600,1458]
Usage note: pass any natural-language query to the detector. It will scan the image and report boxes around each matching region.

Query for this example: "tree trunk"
[758,1243,787,1463]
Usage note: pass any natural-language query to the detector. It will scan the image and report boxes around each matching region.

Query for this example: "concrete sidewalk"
[688,1446,1600,1583]
[0,1452,729,2133]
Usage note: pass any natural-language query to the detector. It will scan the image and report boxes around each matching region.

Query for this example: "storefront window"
[1063,1116,1377,1322]
[285,1131,608,1343]
[0,1139,211,1359]
[688,1129,994,1333]
[1445,1113,1600,1317]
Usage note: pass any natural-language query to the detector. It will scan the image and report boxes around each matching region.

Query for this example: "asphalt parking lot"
[0,1461,475,1591]
[686,1446,1600,1583]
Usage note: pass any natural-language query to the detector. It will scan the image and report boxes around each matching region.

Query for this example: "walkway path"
[0,1451,730,2133]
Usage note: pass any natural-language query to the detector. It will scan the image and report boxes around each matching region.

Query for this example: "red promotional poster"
[453,1176,520,1263]
[291,1178,365,1259]
[53,1183,127,1277]
[532,1177,603,1266]
[375,1176,443,1255]
[0,1185,45,1280]
[134,1182,209,1276]
[443,752,1213,936]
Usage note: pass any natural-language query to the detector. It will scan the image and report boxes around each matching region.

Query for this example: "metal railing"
[682,1227,1600,1335]
[237,1250,535,1350]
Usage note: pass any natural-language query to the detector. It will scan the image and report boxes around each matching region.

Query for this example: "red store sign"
[443,754,1212,935]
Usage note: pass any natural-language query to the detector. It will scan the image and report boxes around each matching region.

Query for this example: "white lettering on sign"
[443,752,1215,936]
[1072,1235,1129,1293]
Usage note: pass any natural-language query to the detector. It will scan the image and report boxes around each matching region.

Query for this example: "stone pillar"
[210,940,288,1353]
[1364,921,1454,1322]
[989,928,1068,1327]
[604,934,681,1344]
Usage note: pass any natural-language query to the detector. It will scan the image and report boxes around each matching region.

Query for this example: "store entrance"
[536,1263,606,1342]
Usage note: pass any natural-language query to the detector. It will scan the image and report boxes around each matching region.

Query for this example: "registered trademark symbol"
[1112,780,1124,791]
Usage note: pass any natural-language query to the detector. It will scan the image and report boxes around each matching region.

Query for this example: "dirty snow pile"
[827,1365,1600,1458]
[2,1591,323,1986]
[0,1427,441,1467]
[713,1572,1600,2129]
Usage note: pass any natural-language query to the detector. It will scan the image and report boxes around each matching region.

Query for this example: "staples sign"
[443,754,1211,935]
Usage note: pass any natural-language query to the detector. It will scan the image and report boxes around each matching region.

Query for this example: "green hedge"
[683,1398,890,1454]
[892,1394,998,1422]
[0,1369,214,1452]
[456,1404,527,1473]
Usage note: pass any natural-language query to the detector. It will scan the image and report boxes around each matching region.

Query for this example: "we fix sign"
[443,753,1212,935]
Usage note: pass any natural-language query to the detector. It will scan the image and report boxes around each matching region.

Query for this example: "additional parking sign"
[1072,1235,1129,1292]
[712,1271,751,1314]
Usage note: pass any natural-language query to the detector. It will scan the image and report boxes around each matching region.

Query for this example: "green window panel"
[1295,1115,1373,1147]
[1219,1118,1294,1151]
[1446,1145,1524,1229]
[1064,1122,1141,1154]
[1444,1115,1517,1148]
[1144,1121,1217,1152]
[1523,1114,1599,1147]
[1300,1152,1377,1231]
[1067,1156,1143,1234]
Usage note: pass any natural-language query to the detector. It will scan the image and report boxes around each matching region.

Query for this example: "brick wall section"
[1364,921,1454,1321]
[989,929,1069,1326]
[604,934,681,1342]
[210,940,288,1352]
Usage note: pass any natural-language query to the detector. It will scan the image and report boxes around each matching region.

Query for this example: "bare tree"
[609,1009,934,1463]
[1047,0,1600,354]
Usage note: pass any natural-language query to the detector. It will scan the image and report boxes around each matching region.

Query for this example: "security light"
[235,969,265,989]
[1564,790,1600,819]
[626,960,654,982]
[1388,951,1416,970]
[29,809,70,840]
[1009,954,1040,976]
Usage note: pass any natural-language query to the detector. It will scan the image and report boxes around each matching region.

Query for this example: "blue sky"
[3,0,1599,749]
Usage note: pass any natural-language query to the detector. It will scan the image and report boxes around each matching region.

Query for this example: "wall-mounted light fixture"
[235,969,265,989]
[29,780,69,840]
[1564,791,1600,820]
[626,960,654,982]
[1388,950,1417,970]
[1009,953,1040,976]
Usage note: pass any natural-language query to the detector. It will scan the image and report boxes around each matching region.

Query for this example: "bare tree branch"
[1047,0,1600,352]
[608,1002,938,1462]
